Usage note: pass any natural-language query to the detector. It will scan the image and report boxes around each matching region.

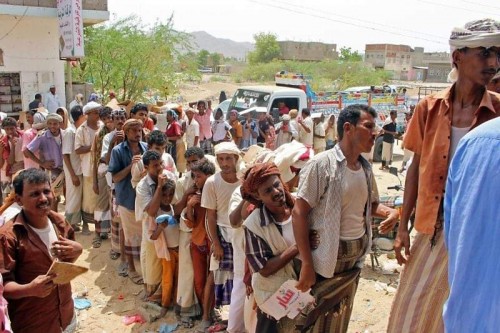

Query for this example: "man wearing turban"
[388,18,500,332]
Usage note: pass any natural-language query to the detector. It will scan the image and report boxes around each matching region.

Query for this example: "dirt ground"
[68,80,410,332]
[70,152,408,333]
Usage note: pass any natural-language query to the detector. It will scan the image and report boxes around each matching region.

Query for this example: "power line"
[271,0,448,40]
[247,0,447,45]
[460,0,500,11]
[416,0,498,16]
[0,7,29,42]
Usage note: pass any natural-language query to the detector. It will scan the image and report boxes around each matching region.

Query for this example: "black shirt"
[383,121,397,144]
[257,120,269,143]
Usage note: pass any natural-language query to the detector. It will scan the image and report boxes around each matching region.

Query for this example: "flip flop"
[117,262,128,277]
[109,250,120,260]
[129,272,143,285]
[195,319,211,332]
[207,322,227,333]
[92,236,102,248]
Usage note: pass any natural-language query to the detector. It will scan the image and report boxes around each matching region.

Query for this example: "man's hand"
[309,230,320,250]
[28,275,55,298]
[157,173,168,188]
[71,175,81,187]
[187,193,201,208]
[50,235,83,262]
[41,160,55,170]
[378,208,399,234]
[114,130,124,144]
[8,136,18,146]
[212,243,224,262]
[296,262,316,292]
[394,227,411,265]
[131,155,142,165]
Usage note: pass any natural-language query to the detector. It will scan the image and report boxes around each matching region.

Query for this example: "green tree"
[338,46,362,62]
[248,32,281,65]
[197,49,210,67]
[209,52,222,68]
[73,15,196,101]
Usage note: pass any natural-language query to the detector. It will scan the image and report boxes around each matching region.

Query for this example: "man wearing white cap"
[275,114,298,148]
[388,18,500,332]
[25,113,65,211]
[75,101,102,236]
[185,107,200,148]
[44,85,62,114]
[200,141,241,328]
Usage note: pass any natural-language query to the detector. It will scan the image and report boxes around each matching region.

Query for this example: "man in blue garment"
[444,117,500,333]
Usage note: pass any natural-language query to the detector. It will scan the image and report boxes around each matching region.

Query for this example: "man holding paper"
[0,168,82,333]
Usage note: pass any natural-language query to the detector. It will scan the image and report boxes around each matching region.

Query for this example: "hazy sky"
[108,0,500,52]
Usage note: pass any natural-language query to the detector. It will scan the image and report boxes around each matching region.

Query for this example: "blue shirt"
[108,140,147,210]
[444,117,500,333]
[27,129,64,169]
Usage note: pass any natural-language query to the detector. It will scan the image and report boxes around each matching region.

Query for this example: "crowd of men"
[0,17,499,333]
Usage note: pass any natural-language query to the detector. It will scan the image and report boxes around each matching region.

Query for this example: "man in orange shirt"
[388,18,500,333]
[229,110,243,148]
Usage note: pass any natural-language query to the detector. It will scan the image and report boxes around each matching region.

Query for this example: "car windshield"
[229,89,271,112]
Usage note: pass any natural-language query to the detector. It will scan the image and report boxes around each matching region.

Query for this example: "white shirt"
[74,121,99,177]
[62,124,82,176]
[28,222,58,257]
[201,172,240,242]
[298,117,314,147]
[340,167,368,240]
[185,118,200,148]
[211,120,231,142]
[44,92,62,114]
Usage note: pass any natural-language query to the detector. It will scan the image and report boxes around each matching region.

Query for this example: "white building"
[0,1,108,117]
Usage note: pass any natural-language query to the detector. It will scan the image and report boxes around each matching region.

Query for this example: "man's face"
[47,119,61,135]
[346,111,376,153]
[126,125,143,143]
[390,112,397,121]
[113,114,126,131]
[456,47,500,86]
[102,114,114,130]
[26,113,34,125]
[255,175,286,209]
[278,102,284,109]
[488,77,500,93]
[4,126,17,137]
[161,188,175,206]
[197,103,206,115]
[17,181,53,216]
[192,170,210,190]
[215,110,222,120]
[145,159,163,178]
[186,111,194,120]
[50,87,56,95]
[258,113,266,121]
[149,143,166,156]
[134,110,148,124]
[216,153,238,174]
[229,113,237,122]
[186,154,202,171]
[87,109,100,123]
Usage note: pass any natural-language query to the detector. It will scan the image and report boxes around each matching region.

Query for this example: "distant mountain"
[189,31,254,60]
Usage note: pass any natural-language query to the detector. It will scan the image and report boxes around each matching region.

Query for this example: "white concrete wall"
[0,15,66,110]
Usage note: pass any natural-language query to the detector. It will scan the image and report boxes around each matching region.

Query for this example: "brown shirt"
[0,210,75,333]
[404,86,499,234]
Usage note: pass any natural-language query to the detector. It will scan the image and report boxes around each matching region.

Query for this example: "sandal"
[117,262,128,277]
[195,319,211,332]
[92,236,102,248]
[129,272,144,285]
[207,322,227,333]
[100,232,109,240]
[109,250,120,260]
[180,316,194,329]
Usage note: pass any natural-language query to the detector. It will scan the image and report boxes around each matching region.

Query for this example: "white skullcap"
[281,114,291,121]
[311,113,323,119]
[214,141,240,156]
[46,113,63,123]
[83,101,102,114]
